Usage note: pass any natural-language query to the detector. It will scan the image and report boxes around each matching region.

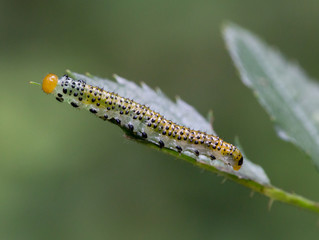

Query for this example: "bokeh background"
[1,0,319,239]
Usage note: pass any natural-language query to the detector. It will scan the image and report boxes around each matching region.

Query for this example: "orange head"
[42,74,58,94]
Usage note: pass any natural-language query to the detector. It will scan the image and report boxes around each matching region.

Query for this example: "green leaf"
[66,70,270,185]
[224,23,319,170]
[34,69,319,214]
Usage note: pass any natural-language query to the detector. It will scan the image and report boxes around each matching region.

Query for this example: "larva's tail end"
[42,74,58,94]
[232,156,244,171]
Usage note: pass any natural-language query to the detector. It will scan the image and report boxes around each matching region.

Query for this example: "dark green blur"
[1,0,319,239]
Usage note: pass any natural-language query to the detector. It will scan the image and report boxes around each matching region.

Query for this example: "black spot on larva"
[162,131,166,135]
[133,115,137,119]
[142,132,147,138]
[147,123,151,127]
[96,103,100,107]
[120,111,123,115]
[115,119,121,125]
[180,131,184,135]
[125,111,129,114]
[92,98,96,102]
[183,137,187,140]
[139,116,143,120]
[168,131,172,136]
[176,145,182,153]
[57,93,63,97]
[74,92,78,97]
[56,97,63,102]
[177,136,181,140]
[151,119,155,123]
[158,140,165,148]
[104,114,108,120]
[122,106,126,110]
[153,124,157,129]
[165,126,169,130]
[210,155,216,160]
[136,111,140,115]
[90,108,97,114]
[212,145,216,149]
[194,150,199,156]
[109,101,112,105]
[107,107,111,110]
[112,106,115,109]
[63,88,67,94]
[71,102,79,108]
[194,140,198,144]
[238,157,243,166]
[128,124,134,131]
[217,147,221,151]
[79,97,83,101]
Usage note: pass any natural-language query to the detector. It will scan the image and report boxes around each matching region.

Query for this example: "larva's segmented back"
[42,74,244,171]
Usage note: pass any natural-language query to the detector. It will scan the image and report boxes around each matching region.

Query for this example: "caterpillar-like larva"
[40,73,243,171]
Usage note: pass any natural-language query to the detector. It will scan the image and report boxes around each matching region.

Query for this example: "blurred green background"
[1,0,319,239]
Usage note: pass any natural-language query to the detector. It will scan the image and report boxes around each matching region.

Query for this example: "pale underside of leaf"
[224,24,319,170]
[67,70,270,185]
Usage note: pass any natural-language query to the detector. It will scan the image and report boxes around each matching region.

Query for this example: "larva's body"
[41,74,243,170]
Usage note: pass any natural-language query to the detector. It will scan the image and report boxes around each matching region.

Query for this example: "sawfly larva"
[34,73,244,171]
